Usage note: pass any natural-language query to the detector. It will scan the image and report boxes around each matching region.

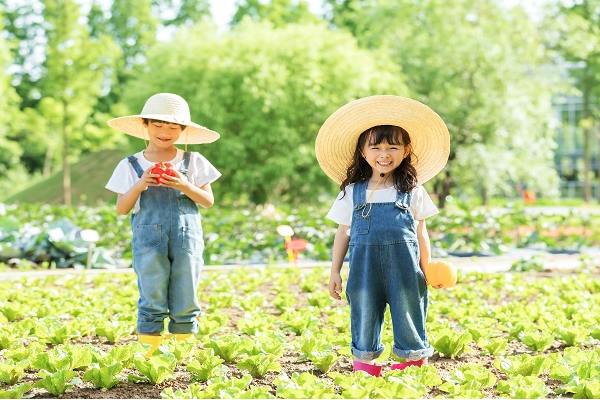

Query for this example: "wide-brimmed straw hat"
[315,95,450,185]
[107,93,220,144]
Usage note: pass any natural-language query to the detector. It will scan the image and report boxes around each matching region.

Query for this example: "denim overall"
[346,180,434,361]
[128,152,203,335]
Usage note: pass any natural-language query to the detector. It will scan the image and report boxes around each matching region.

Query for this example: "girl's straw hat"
[107,93,220,144]
[316,95,450,185]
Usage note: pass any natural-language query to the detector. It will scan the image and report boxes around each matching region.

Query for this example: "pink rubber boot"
[390,358,428,371]
[353,361,382,377]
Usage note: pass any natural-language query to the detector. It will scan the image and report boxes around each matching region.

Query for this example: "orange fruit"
[425,261,457,288]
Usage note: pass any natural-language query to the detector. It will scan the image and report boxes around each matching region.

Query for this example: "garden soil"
[4,252,593,399]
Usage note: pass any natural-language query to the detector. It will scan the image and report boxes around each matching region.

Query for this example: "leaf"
[0,383,32,399]
[237,355,281,378]
[308,351,339,374]
[82,363,124,390]
[33,369,81,396]
[497,375,550,398]
[186,356,228,382]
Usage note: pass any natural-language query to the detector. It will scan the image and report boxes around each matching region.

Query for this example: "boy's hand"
[329,272,343,300]
[159,169,188,189]
[138,166,161,190]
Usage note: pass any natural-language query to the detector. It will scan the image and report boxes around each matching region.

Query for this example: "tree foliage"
[543,0,600,202]
[0,0,577,206]
[121,20,408,203]
[325,0,562,205]
[232,0,320,27]
[0,10,24,182]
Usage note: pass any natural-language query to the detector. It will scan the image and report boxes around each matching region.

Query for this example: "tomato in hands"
[151,162,176,184]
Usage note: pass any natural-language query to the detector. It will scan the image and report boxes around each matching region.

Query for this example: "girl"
[315,95,450,376]
[105,93,221,357]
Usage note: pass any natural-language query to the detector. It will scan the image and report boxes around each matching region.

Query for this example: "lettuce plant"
[237,354,282,378]
[275,372,338,399]
[497,375,550,399]
[518,329,555,352]
[128,354,176,384]
[0,382,32,399]
[206,335,255,362]
[0,359,27,385]
[494,353,557,377]
[34,369,82,396]
[95,320,133,344]
[186,355,229,382]
[429,328,474,358]
[82,362,124,390]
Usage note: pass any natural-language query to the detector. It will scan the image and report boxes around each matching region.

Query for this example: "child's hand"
[158,169,188,189]
[422,269,444,289]
[139,166,161,190]
[329,272,343,300]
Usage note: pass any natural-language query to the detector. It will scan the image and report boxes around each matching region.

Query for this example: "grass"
[3,146,135,206]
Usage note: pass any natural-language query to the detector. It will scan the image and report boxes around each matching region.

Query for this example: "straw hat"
[315,95,450,185]
[107,93,220,144]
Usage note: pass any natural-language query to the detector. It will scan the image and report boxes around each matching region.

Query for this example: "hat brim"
[315,95,450,185]
[107,115,220,144]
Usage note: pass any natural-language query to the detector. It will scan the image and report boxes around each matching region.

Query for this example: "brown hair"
[340,125,418,195]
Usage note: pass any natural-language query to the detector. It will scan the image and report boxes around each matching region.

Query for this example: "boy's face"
[362,139,410,177]
[146,119,184,147]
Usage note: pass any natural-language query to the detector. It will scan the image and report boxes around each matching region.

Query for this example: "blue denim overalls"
[128,152,203,335]
[346,180,434,361]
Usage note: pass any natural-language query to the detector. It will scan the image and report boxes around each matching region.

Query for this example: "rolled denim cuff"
[168,321,198,335]
[137,321,164,334]
[350,343,385,361]
[393,345,434,360]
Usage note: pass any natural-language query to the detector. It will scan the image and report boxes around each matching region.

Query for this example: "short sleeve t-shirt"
[326,184,439,228]
[105,148,221,214]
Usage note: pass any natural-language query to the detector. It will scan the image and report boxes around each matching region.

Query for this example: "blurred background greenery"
[0,0,598,208]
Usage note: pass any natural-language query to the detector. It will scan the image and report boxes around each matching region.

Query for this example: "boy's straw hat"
[107,93,220,144]
[315,95,450,185]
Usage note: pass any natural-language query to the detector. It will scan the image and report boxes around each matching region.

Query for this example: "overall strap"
[180,151,191,177]
[352,180,368,210]
[127,155,144,178]
[395,190,413,210]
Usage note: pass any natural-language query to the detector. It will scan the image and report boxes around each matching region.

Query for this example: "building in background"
[554,95,599,200]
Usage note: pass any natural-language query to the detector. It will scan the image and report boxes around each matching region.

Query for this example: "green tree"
[325,0,561,206]
[160,0,211,26]
[544,0,600,202]
[121,20,408,204]
[40,0,119,205]
[0,10,26,195]
[232,0,320,27]
[0,0,46,108]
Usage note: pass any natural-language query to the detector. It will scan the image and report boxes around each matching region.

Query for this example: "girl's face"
[362,138,410,177]
[145,119,184,148]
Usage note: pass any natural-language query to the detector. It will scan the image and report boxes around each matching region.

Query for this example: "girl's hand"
[158,169,188,189]
[329,272,343,300]
[422,265,444,289]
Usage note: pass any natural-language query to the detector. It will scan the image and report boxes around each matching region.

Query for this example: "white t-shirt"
[326,184,439,228]
[105,149,221,214]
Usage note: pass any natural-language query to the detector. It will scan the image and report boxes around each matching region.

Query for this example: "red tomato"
[151,162,176,184]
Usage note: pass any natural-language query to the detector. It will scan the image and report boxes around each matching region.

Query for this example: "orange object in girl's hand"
[152,162,176,184]
[425,261,457,288]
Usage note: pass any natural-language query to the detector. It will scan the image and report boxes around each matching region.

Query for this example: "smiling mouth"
[378,161,392,167]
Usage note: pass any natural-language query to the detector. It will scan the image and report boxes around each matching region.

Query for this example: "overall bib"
[128,152,204,335]
[346,180,434,361]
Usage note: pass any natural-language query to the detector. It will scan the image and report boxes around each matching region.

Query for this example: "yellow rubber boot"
[164,333,194,341]
[138,334,162,358]
[175,333,194,341]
